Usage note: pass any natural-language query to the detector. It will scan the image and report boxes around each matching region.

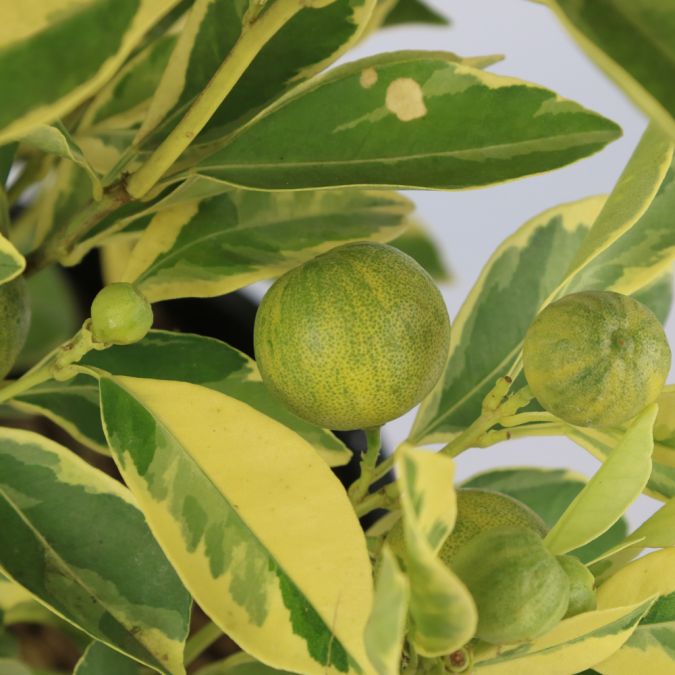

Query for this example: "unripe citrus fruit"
[90,283,153,345]
[452,527,570,644]
[0,277,31,379]
[523,291,671,427]
[557,555,596,618]
[386,488,547,564]
[254,242,451,430]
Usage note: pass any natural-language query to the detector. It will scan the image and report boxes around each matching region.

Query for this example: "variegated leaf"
[592,497,675,580]
[0,234,25,286]
[411,197,605,443]
[0,0,181,144]
[396,446,476,656]
[564,125,672,280]
[472,599,654,675]
[462,467,628,563]
[364,547,408,675]
[595,549,675,675]
[79,33,179,134]
[0,427,191,674]
[136,0,375,149]
[20,122,102,199]
[547,405,657,554]
[122,189,412,302]
[13,331,351,466]
[570,416,674,502]
[414,133,675,444]
[543,0,675,139]
[98,374,373,674]
[188,51,621,191]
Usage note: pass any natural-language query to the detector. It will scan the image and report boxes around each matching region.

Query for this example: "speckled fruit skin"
[452,527,570,645]
[253,242,451,430]
[557,555,596,618]
[91,283,153,345]
[523,291,671,428]
[386,488,547,565]
[0,277,31,379]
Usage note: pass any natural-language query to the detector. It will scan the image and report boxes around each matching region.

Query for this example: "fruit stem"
[439,383,534,458]
[0,323,101,405]
[125,0,306,200]
[183,621,224,666]
[354,483,399,518]
[476,422,565,447]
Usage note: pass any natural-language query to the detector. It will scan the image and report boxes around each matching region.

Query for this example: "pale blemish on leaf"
[360,68,377,89]
[385,78,427,122]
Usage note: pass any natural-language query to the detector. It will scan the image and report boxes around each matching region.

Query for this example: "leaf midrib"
[0,485,166,673]
[204,129,617,173]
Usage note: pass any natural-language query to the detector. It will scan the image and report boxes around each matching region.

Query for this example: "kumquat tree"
[0,1,674,674]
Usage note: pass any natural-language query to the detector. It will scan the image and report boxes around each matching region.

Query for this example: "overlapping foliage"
[1,1,674,673]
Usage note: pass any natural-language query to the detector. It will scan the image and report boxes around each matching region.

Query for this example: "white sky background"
[248,0,673,529]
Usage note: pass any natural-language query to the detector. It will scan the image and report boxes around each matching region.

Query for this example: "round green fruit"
[90,283,153,345]
[523,291,671,427]
[253,242,451,430]
[386,488,547,565]
[452,527,570,644]
[557,555,596,618]
[0,277,31,379]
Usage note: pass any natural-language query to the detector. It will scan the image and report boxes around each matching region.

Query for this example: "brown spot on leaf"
[385,78,427,121]
[360,67,378,89]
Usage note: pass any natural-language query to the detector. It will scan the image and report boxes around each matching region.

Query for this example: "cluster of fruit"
[387,489,595,645]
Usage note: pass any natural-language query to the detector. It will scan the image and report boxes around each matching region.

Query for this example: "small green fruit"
[523,291,671,427]
[254,242,451,430]
[557,555,596,618]
[0,277,31,379]
[386,488,547,565]
[452,527,570,644]
[90,283,153,345]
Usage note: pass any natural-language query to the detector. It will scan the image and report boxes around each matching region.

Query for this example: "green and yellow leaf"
[473,599,655,675]
[414,134,675,444]
[594,549,675,675]
[412,196,605,443]
[591,497,675,580]
[137,0,376,149]
[0,427,191,674]
[0,0,182,144]
[79,32,179,134]
[122,189,412,302]
[98,375,373,675]
[0,234,25,286]
[13,331,351,466]
[547,405,657,554]
[396,446,476,656]
[188,51,621,191]
[364,547,409,675]
[20,122,102,199]
[563,124,673,280]
[543,0,675,139]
